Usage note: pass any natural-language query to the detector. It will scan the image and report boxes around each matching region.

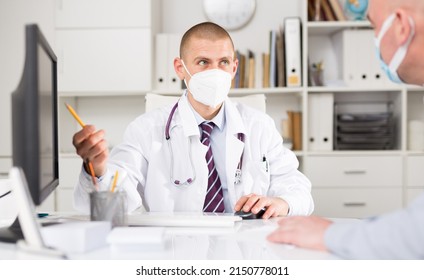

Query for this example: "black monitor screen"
[12,24,59,207]
[38,43,56,193]
[0,24,59,243]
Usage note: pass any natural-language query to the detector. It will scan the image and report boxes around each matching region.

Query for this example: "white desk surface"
[0,214,339,260]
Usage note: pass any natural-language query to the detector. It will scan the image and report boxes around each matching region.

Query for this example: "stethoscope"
[165,102,244,187]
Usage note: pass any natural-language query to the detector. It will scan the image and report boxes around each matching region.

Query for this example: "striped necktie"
[200,121,225,213]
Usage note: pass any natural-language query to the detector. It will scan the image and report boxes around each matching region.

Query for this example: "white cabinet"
[54,0,159,211]
[56,29,152,92]
[306,155,403,217]
[55,0,159,93]
[305,155,402,187]
[312,188,402,218]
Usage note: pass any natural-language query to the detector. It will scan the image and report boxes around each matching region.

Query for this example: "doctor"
[72,22,314,218]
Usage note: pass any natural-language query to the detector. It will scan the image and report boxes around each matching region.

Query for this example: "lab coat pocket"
[245,160,270,195]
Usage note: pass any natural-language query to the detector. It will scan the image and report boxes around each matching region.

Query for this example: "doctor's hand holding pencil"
[65,103,110,180]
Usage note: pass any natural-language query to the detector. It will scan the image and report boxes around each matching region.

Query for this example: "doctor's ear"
[174,57,186,80]
[231,58,239,79]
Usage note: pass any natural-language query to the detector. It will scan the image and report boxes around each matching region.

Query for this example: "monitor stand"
[0,218,24,243]
[0,167,66,259]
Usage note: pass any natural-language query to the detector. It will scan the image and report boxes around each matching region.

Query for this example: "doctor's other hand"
[267,216,333,251]
[234,194,290,219]
[72,125,109,177]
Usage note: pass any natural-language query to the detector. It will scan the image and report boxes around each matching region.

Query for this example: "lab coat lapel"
[177,93,201,138]
[224,99,246,208]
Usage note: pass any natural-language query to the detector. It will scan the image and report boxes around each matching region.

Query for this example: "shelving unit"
[5,0,418,217]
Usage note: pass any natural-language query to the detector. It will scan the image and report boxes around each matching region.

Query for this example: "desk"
[0,217,337,260]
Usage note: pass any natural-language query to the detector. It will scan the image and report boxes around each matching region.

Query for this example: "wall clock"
[203,0,256,31]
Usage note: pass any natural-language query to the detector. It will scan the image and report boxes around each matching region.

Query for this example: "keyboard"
[127,212,242,227]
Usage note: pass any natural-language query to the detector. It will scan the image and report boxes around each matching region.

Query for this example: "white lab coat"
[74,94,314,216]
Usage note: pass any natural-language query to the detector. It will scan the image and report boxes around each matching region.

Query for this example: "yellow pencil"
[65,103,86,128]
[65,103,99,191]
[110,170,119,192]
[87,161,99,191]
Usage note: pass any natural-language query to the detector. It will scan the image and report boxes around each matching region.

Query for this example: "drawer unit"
[305,156,402,187]
[312,187,402,218]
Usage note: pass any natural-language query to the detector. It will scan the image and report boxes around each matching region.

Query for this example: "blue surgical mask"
[374,14,415,84]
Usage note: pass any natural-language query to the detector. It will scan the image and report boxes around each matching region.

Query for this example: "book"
[262,53,270,88]
[269,30,277,88]
[276,27,286,87]
[247,50,255,88]
[328,0,347,21]
[321,0,336,21]
[287,111,302,151]
[239,52,246,88]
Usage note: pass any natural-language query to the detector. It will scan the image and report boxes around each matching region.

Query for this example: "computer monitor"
[0,24,59,243]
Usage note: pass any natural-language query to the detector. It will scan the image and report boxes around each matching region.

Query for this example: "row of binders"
[308,0,347,21]
[233,17,302,89]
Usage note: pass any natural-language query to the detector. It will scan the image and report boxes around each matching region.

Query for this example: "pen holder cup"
[309,68,324,86]
[90,191,127,227]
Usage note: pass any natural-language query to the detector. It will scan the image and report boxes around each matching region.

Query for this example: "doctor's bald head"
[179,22,235,60]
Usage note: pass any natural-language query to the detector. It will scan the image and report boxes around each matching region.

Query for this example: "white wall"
[161,0,300,54]
[0,0,55,156]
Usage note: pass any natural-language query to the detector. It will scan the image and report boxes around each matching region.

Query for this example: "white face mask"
[181,60,232,108]
[374,13,415,84]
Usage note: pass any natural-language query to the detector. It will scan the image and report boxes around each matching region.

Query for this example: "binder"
[269,30,277,88]
[154,33,181,91]
[167,34,181,91]
[284,17,302,87]
[308,93,334,151]
[333,29,389,87]
[359,30,391,87]
[276,28,286,87]
[332,29,359,87]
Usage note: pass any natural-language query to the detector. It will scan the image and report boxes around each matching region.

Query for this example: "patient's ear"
[394,9,414,45]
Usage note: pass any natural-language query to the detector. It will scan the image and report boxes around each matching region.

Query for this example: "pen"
[262,154,268,172]
[65,103,99,191]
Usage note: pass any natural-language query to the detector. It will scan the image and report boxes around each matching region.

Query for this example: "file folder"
[154,33,181,91]
[284,17,302,87]
[308,93,334,151]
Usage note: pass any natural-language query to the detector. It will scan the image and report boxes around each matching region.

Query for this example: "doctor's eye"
[198,60,208,66]
[220,59,230,66]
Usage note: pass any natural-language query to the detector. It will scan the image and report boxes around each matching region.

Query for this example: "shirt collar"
[187,94,226,132]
